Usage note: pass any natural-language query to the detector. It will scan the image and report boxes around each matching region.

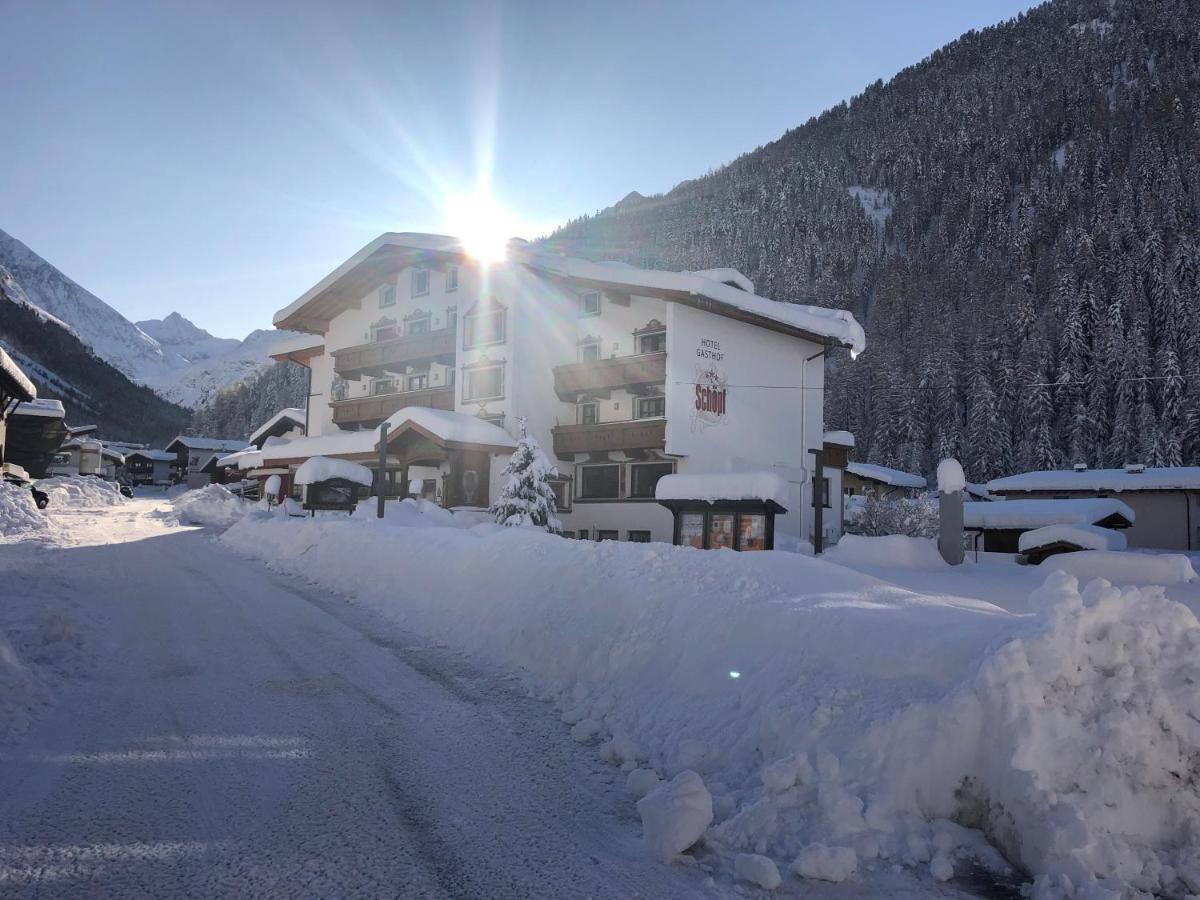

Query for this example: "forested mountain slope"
[189,362,308,441]
[545,0,1200,480]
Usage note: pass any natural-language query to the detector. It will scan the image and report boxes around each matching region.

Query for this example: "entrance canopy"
[380,407,517,456]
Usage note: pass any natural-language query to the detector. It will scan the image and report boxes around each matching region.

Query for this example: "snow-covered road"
[0,499,712,898]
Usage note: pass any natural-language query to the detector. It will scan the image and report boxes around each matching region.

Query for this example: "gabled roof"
[0,348,36,403]
[964,498,1134,530]
[845,462,926,489]
[988,466,1200,493]
[380,407,517,453]
[165,435,252,454]
[125,449,175,462]
[249,408,306,448]
[271,232,866,354]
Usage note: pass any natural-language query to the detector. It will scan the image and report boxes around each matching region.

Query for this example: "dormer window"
[379,284,396,308]
[446,265,459,292]
[412,269,430,298]
[579,291,601,317]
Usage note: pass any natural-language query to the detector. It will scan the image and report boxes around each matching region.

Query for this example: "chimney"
[1124,463,1145,474]
[1072,462,1088,472]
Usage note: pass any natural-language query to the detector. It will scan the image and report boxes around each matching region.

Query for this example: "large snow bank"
[823,534,945,569]
[1043,550,1197,585]
[1018,523,1127,553]
[35,475,125,509]
[220,513,1200,895]
[170,484,250,527]
[294,456,374,487]
[0,482,50,539]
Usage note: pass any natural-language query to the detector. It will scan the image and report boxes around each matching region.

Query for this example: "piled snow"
[734,852,782,889]
[294,456,374,488]
[964,497,1134,529]
[0,482,50,538]
[1018,523,1127,553]
[350,497,471,528]
[655,471,789,506]
[34,475,125,509]
[935,458,965,494]
[845,462,926,489]
[169,484,250,527]
[822,430,855,448]
[636,770,713,862]
[1043,550,1197,585]
[263,475,282,498]
[221,514,1200,897]
[824,534,945,569]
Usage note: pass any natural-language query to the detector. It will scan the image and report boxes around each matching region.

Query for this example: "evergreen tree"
[489,421,563,533]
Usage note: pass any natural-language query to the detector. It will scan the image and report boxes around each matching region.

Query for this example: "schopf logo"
[692,365,728,431]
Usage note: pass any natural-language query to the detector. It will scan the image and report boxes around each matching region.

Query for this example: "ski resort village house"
[264,233,865,547]
[842,461,927,499]
[0,348,37,474]
[165,436,251,486]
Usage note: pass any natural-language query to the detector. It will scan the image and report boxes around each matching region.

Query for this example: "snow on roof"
[1018,524,1127,554]
[0,347,36,402]
[126,449,175,462]
[845,462,926,489]
[216,448,265,469]
[249,408,306,446]
[382,406,518,449]
[690,268,754,293]
[521,246,866,355]
[269,333,325,357]
[964,498,1134,530]
[11,398,65,419]
[166,435,252,453]
[294,456,375,487]
[101,447,125,463]
[988,466,1200,493]
[823,430,855,448]
[261,429,377,462]
[655,471,790,508]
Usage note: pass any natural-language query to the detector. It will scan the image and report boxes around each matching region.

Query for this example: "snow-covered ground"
[2,493,1198,898]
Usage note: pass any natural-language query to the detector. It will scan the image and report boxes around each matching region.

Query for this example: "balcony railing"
[551,417,666,457]
[552,351,666,400]
[332,328,456,381]
[330,384,454,427]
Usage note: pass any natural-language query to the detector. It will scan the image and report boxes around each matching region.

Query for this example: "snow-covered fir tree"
[489,421,563,533]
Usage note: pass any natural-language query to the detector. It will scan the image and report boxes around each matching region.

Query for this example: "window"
[708,513,735,550]
[820,477,832,508]
[463,364,504,401]
[51,452,72,466]
[406,317,430,336]
[680,513,704,549]
[627,530,651,543]
[597,530,619,542]
[638,331,666,354]
[412,269,430,297]
[406,373,428,391]
[446,306,458,331]
[629,462,673,498]
[575,528,589,541]
[578,402,598,425]
[635,396,665,419]
[579,340,601,362]
[464,306,506,347]
[446,265,459,292]
[189,454,201,467]
[372,322,399,342]
[579,291,601,316]
[548,478,571,512]
[379,284,396,308]
[580,464,620,499]
[331,377,348,401]
[560,531,575,539]
[373,377,395,396]
[737,514,767,551]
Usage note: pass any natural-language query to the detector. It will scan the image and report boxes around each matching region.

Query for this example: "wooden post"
[809,448,824,555]
[377,422,388,519]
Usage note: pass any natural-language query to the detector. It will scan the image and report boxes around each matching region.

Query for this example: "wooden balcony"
[552,418,666,457]
[552,352,666,400]
[332,328,456,381]
[330,384,454,428]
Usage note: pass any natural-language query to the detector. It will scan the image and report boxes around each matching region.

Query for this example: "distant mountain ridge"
[0,228,300,407]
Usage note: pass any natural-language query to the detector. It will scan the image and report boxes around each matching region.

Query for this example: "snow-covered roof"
[655,471,790,508]
[823,430,855,448]
[1018,524,1128,554]
[261,429,378,462]
[273,232,866,354]
[11,398,65,419]
[964,498,1134,530]
[382,406,517,449]
[248,408,306,447]
[0,347,36,402]
[217,448,264,469]
[845,462,926,489]
[295,456,375,487]
[125,449,175,462]
[269,333,325,358]
[101,447,125,463]
[165,435,252,453]
[521,246,866,355]
[988,466,1200,493]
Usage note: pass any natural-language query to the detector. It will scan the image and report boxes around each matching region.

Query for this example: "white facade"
[273,234,863,548]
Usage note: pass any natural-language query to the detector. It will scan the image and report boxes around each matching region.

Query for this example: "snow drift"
[168,484,251,527]
[35,475,126,509]
[220,514,1200,897]
[0,482,51,539]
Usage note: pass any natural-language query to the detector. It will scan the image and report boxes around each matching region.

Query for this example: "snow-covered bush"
[489,430,562,532]
[845,490,938,538]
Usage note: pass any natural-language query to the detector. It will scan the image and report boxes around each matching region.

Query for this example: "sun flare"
[445,190,514,265]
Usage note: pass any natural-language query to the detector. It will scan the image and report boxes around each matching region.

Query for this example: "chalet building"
[165,436,252,484]
[124,449,175,485]
[842,462,927,499]
[964,497,1134,554]
[987,465,1200,551]
[266,233,864,546]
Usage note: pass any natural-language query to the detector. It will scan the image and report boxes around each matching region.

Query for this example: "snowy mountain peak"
[136,311,218,346]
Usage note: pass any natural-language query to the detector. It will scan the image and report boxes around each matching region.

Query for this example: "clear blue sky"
[1,0,1037,338]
